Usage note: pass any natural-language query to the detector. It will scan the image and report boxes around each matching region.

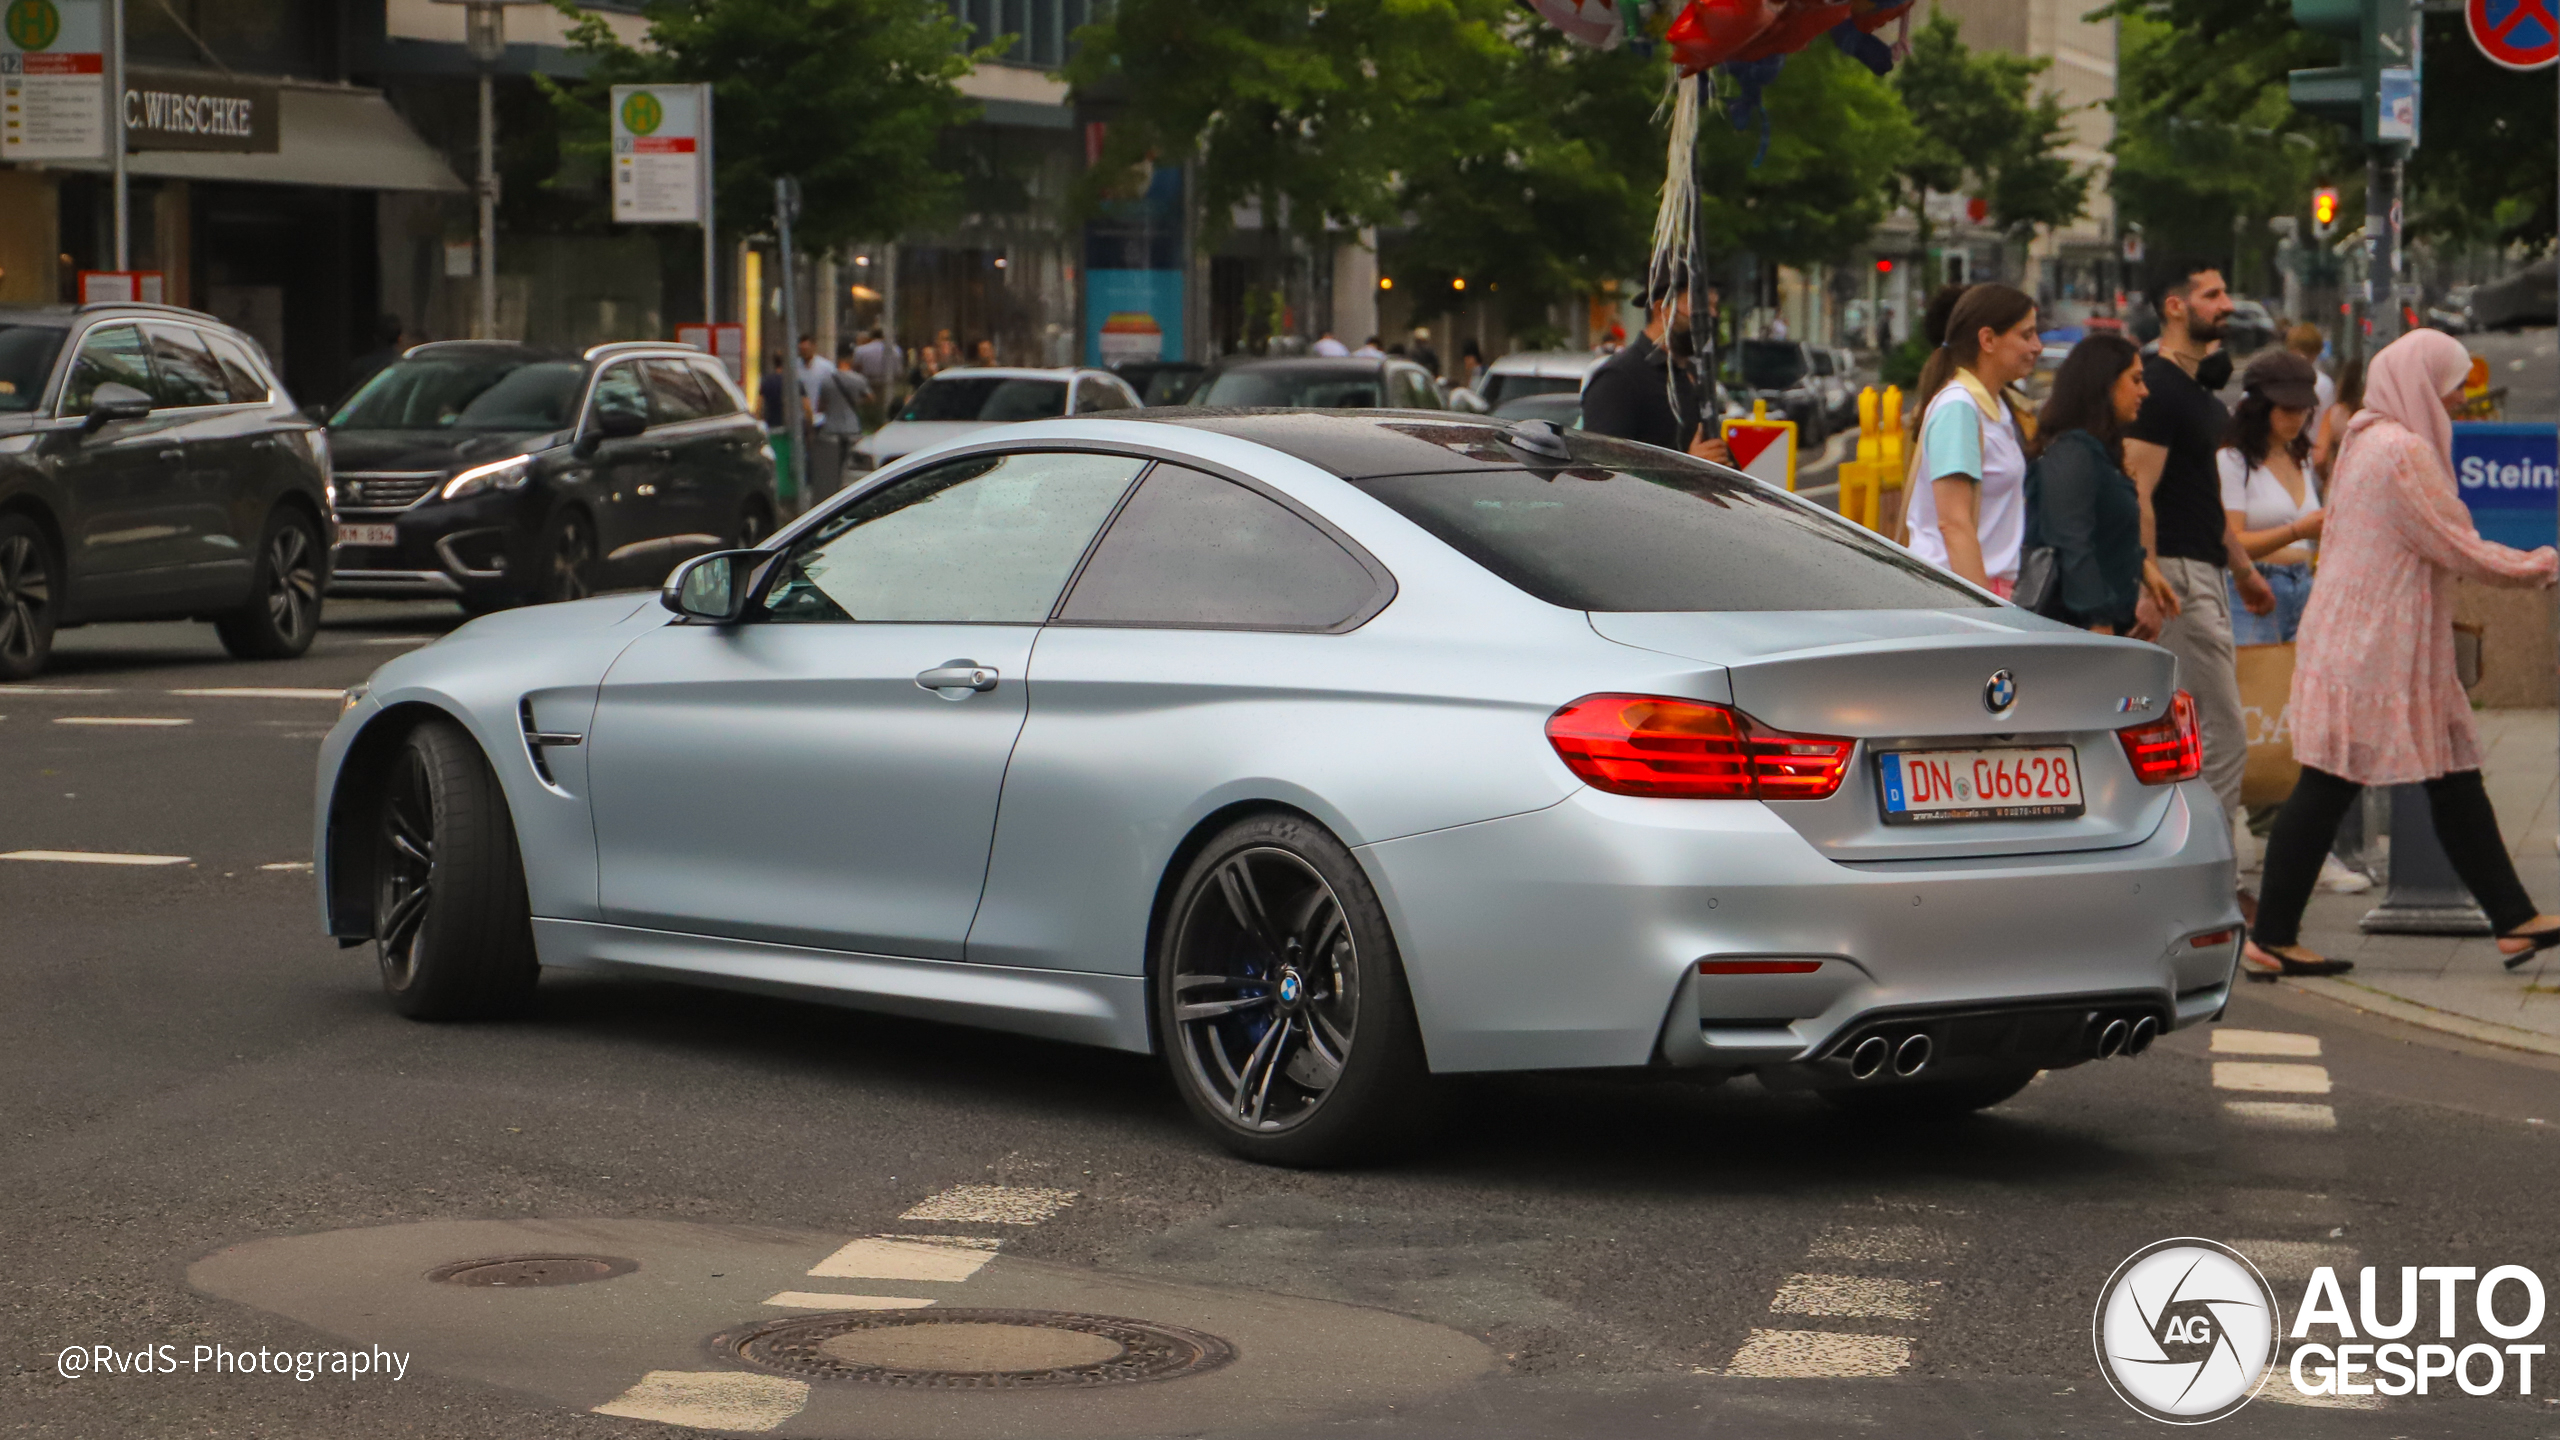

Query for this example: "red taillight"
[1546,695,1854,801]
[2117,690,2202,786]
[2188,927,2239,949]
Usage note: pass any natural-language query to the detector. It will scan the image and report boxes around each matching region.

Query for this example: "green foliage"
[1697,42,1918,269]
[2411,11,2555,253]
[1880,332,1929,388]
[1889,11,2089,278]
[544,0,986,250]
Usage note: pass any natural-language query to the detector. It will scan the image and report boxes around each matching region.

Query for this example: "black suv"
[327,340,777,613]
[0,301,333,681]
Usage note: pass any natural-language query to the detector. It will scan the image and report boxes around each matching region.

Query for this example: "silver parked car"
[314,413,2239,1164]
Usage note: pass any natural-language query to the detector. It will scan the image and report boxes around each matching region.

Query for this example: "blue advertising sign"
[2451,421,2556,551]
[1083,163,1184,367]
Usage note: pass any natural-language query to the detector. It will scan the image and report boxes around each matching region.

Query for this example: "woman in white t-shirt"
[1903,283,2042,596]
[2219,349,2326,644]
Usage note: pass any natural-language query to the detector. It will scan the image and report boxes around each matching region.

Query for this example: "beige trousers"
[2153,556,2245,822]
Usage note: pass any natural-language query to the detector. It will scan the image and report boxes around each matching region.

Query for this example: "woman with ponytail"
[1904,283,2042,595]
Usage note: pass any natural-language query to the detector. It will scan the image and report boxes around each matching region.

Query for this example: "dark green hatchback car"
[0,301,333,681]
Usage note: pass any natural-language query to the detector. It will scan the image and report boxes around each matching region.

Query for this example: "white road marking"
[53,716,190,726]
[362,636,433,645]
[2223,1100,2338,1130]
[168,687,346,700]
[591,1371,808,1430]
[258,861,313,872]
[1723,1328,1912,1377]
[761,1291,934,1310]
[1769,1273,1939,1321]
[0,850,189,866]
[1804,1225,1964,1264]
[806,1236,999,1282]
[898,1184,1077,1225]
[2233,1239,2358,1280]
[2213,1061,2332,1094]
[2212,1029,2321,1057]
[0,685,114,694]
[2261,1384,2387,1410]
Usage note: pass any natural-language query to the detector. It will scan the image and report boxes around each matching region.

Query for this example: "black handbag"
[2011,542,2064,616]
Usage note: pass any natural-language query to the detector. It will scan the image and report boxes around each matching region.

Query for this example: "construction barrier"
[1834,383,1905,532]
[1721,399,1799,490]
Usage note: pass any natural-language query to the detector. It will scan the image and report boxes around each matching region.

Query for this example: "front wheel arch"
[323,701,477,938]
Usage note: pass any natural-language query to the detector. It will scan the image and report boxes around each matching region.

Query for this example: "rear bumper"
[1356,780,2237,1074]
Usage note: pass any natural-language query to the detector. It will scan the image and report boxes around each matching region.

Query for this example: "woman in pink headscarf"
[2243,329,2560,978]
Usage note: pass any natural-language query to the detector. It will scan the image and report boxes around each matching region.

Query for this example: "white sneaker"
[2320,856,2374,894]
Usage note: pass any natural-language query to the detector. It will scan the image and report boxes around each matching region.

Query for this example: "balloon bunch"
[1661,0,1914,79]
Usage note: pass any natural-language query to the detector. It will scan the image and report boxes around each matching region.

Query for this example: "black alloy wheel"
[214,509,322,659]
[0,515,57,682]
[540,511,594,604]
[371,718,538,1019]
[1156,813,1430,1165]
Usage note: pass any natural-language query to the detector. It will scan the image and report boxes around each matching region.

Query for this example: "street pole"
[463,2,505,341]
[2364,149,2390,346]
[775,176,804,511]
[698,81,716,334]
[107,0,126,270]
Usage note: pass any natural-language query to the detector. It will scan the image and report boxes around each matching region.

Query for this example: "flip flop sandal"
[2244,944,2353,980]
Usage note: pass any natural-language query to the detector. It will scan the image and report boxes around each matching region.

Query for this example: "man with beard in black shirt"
[2125,257,2275,868]
[1582,268,1731,464]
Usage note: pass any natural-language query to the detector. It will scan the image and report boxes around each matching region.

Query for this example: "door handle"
[915,661,999,695]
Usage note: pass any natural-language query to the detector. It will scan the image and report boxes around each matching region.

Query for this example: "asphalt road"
[7,600,2560,1439]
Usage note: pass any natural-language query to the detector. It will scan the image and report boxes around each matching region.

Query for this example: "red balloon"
[1664,0,1780,74]
[1730,0,1855,63]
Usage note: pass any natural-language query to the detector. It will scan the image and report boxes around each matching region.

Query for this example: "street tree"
[1696,42,1916,276]
[545,0,986,251]
[1888,11,2088,287]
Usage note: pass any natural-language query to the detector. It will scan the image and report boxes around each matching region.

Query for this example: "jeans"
[2254,767,2538,947]
[2229,562,2312,645]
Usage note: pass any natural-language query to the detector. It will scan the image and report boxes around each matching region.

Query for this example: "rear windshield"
[1738,340,1806,390]
[1353,462,1990,612]
[1479,372,1578,408]
[900,375,1067,423]
[1196,369,1382,408]
[334,356,584,431]
[0,324,67,413]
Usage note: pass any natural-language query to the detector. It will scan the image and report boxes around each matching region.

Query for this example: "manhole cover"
[425,1254,638,1288]
[718,1308,1235,1389]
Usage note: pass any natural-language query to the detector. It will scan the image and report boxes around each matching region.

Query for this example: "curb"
[2280,975,2560,1058]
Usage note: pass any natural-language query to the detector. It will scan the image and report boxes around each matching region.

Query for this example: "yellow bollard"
[1838,387,1879,529]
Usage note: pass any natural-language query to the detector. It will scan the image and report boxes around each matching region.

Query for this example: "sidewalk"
[2275,707,2560,1056]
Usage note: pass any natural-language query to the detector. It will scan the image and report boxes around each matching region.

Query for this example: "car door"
[639,358,727,568]
[142,322,258,590]
[687,357,770,539]
[52,322,200,604]
[578,359,666,587]
[583,448,1151,959]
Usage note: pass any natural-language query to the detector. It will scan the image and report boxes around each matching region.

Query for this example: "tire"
[734,496,775,548]
[536,509,595,605]
[214,508,323,659]
[0,513,58,682]
[371,718,539,1020]
[1821,1066,2038,1121]
[1154,812,1433,1166]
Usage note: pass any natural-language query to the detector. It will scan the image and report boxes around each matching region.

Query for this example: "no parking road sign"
[2468,0,2558,70]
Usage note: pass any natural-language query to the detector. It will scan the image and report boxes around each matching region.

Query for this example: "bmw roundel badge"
[1277,971,1303,1005]
[1983,669,2017,714]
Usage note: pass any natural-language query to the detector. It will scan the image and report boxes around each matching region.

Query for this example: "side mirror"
[81,382,153,431]
[577,405,648,456]
[660,548,769,624]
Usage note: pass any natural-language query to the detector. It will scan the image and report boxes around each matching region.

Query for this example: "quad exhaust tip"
[2096,1017,2131,1059]
[1848,1034,1891,1081]
[2127,1016,2158,1055]
[1891,1032,1932,1078]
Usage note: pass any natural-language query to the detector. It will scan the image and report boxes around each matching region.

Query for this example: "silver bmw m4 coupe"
[314,411,2240,1164]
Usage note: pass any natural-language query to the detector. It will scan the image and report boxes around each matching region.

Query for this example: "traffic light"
[2289,0,2420,147]
[2312,186,2340,237]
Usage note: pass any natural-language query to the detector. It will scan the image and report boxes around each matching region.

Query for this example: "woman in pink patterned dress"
[2243,329,2560,978]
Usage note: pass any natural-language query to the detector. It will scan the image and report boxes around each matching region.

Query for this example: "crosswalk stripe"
[167,687,346,700]
[2212,1029,2321,1057]
[1,850,189,866]
[898,1184,1077,1225]
[1724,1328,1913,1377]
[1804,1225,1964,1264]
[53,716,190,726]
[2223,1100,2338,1130]
[761,1291,933,1310]
[2214,1061,2332,1094]
[2233,1239,2359,1280]
[1769,1273,1938,1321]
[591,1371,808,1430]
[806,1235,998,1282]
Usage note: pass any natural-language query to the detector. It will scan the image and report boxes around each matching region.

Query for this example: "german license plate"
[1878,745,2084,824]
[337,523,397,548]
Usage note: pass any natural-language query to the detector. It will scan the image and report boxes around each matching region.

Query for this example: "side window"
[589,361,648,429]
[686,359,744,415]
[644,358,716,423]
[144,324,227,408]
[61,325,153,416]
[1075,377,1128,413]
[1057,464,1382,630]
[763,450,1147,624]
[1395,367,1441,410]
[201,330,272,404]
